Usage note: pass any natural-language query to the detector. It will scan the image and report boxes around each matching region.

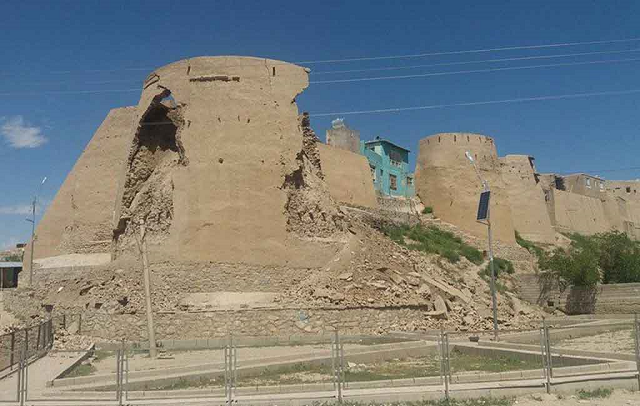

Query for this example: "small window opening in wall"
[547,300,555,307]
[454,135,457,142]
[407,177,413,186]
[390,174,397,191]
[627,186,632,193]
[599,182,605,191]
[438,136,441,142]
[467,135,470,142]
[272,67,276,76]
[585,178,591,188]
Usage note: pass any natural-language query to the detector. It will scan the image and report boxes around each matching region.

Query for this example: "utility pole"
[26,177,46,287]
[465,152,499,341]
[137,220,158,358]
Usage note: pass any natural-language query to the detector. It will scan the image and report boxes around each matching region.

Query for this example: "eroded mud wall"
[500,155,555,244]
[111,56,347,267]
[317,143,378,208]
[24,107,136,269]
[415,133,516,244]
[553,189,611,235]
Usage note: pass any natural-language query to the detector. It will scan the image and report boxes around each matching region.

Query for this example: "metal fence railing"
[1,315,640,405]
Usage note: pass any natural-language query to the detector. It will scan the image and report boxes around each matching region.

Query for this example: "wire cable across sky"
[4,36,640,76]
[310,88,640,117]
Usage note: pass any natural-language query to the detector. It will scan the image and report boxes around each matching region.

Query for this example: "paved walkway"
[0,350,85,401]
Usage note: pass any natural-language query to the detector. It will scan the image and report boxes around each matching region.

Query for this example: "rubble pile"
[279,216,542,332]
[52,328,96,351]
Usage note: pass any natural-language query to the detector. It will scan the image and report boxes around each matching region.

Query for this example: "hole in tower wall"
[113,92,186,256]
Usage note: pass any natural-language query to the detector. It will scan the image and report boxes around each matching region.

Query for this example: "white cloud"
[0,204,32,215]
[0,116,48,148]
[0,198,50,216]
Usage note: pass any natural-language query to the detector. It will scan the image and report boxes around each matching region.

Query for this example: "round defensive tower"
[110,56,347,268]
[415,133,516,244]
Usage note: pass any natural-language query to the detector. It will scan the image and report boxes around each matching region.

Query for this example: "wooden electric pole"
[137,220,158,358]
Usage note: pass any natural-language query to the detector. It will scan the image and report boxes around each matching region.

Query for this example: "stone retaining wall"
[519,273,640,314]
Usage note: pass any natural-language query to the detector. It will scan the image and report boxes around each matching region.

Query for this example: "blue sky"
[1,0,639,249]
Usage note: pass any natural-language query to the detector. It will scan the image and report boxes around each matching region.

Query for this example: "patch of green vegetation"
[577,387,613,399]
[477,258,514,294]
[382,224,483,265]
[64,350,113,378]
[148,376,218,391]
[422,206,433,214]
[65,363,97,378]
[449,349,539,373]
[515,231,544,261]
[480,258,514,278]
[538,231,640,288]
[236,351,540,387]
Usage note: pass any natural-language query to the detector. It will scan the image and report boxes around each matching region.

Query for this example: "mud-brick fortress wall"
[499,155,556,244]
[22,107,136,274]
[414,133,516,244]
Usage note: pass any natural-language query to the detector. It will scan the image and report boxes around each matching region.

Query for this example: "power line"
[5,57,639,95]
[310,88,640,117]
[310,57,640,84]
[297,37,640,64]
[4,36,640,77]
[311,48,640,75]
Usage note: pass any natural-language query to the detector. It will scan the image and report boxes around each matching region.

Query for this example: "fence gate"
[224,335,237,404]
[331,330,345,403]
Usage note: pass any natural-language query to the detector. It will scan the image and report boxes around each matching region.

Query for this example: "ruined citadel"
[9,56,640,340]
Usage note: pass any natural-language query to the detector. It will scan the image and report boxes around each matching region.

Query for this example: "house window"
[390,159,401,167]
[627,187,632,193]
[407,177,413,186]
[585,178,591,188]
[370,166,377,182]
[390,174,397,191]
[599,182,604,191]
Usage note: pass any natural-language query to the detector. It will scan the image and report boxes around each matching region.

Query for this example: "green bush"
[514,231,544,260]
[482,257,514,278]
[460,245,484,265]
[539,247,600,288]
[541,231,640,287]
[422,206,433,214]
[597,231,640,284]
[577,388,612,400]
[382,224,483,265]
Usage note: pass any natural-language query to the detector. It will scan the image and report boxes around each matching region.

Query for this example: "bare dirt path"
[516,390,639,405]
[554,329,635,354]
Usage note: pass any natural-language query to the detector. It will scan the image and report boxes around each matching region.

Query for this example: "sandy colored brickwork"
[23,107,136,273]
[316,142,378,208]
[415,133,516,244]
[499,155,556,244]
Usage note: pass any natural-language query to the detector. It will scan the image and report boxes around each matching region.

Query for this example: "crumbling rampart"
[316,143,378,208]
[499,155,555,244]
[108,56,348,267]
[24,107,136,272]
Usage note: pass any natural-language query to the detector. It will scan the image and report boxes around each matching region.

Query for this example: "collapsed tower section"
[110,56,347,267]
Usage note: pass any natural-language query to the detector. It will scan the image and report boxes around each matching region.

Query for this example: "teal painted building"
[360,137,415,197]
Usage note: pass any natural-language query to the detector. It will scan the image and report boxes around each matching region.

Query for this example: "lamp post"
[25,177,46,287]
[464,152,499,341]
